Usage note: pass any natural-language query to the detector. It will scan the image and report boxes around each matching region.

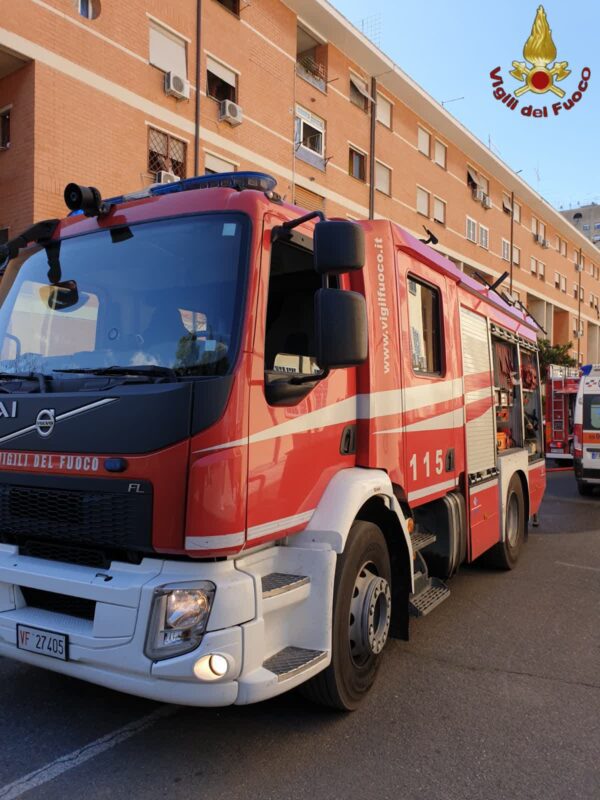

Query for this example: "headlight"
[145,581,215,661]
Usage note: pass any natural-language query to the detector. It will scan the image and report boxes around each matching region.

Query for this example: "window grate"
[148,127,187,179]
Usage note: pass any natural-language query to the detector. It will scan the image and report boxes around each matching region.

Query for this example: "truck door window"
[407,276,442,374]
[264,238,321,382]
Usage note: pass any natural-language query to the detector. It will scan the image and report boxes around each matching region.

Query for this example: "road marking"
[556,561,600,573]
[0,705,177,800]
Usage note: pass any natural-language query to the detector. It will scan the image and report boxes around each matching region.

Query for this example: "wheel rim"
[348,561,391,667]
[506,492,520,546]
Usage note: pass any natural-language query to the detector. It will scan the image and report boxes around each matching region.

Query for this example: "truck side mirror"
[315,288,368,368]
[314,221,365,275]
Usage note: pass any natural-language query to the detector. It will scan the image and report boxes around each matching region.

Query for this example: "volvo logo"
[35,409,56,438]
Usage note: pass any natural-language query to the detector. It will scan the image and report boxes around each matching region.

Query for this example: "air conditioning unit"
[156,170,180,184]
[575,262,584,272]
[164,72,190,100]
[542,239,550,248]
[472,187,484,202]
[533,233,544,244]
[219,99,243,126]
[481,194,492,209]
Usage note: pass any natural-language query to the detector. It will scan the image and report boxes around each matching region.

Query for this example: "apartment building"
[1,0,599,362]
[561,203,600,248]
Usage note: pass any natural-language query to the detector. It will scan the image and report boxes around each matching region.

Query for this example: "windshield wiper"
[0,372,50,393]
[54,365,178,380]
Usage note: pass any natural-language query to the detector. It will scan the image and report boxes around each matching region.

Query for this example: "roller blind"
[149,22,187,76]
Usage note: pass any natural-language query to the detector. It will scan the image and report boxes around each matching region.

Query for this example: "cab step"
[263,646,327,681]
[410,530,436,551]
[409,577,450,617]
[261,572,309,598]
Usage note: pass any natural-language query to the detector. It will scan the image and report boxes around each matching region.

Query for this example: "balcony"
[296,25,327,92]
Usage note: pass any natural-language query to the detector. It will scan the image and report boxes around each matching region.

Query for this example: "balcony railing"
[296,52,327,91]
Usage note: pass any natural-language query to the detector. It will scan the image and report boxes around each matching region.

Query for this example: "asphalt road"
[0,470,598,800]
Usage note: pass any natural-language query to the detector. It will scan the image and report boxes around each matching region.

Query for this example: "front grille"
[19,539,109,569]
[20,586,96,621]
[0,473,153,552]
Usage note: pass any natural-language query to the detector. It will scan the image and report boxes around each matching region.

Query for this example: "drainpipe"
[509,190,515,294]
[194,0,202,176]
[368,77,377,219]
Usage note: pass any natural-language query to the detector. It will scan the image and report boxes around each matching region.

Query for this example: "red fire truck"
[545,365,580,462]
[0,172,545,710]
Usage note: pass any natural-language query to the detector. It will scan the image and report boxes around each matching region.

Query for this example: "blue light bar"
[150,171,277,196]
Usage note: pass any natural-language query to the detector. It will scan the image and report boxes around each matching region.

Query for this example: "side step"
[263,646,327,681]
[261,572,309,598]
[409,577,450,617]
[410,530,436,552]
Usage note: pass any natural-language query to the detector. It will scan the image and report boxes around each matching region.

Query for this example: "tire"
[577,481,593,496]
[300,521,392,711]
[486,475,525,570]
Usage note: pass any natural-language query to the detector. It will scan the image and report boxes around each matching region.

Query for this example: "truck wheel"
[577,481,593,496]
[300,521,392,711]
[486,475,525,570]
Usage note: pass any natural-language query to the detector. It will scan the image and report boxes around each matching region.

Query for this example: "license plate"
[550,448,561,453]
[16,625,68,661]
[591,452,600,460]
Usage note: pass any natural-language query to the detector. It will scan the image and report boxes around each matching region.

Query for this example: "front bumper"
[0,541,334,706]
[0,544,252,706]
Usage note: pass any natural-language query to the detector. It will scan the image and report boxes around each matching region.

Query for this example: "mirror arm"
[271,210,325,243]
[0,219,60,269]
[290,367,330,385]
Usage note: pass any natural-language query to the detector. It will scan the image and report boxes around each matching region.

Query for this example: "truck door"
[398,261,461,506]
[245,221,357,548]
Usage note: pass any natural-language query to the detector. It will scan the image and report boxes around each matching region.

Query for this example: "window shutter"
[149,22,187,76]
[294,185,325,213]
[206,56,236,87]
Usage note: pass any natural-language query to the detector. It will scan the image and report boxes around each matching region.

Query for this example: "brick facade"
[0,0,598,361]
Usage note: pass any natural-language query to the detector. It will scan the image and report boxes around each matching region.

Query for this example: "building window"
[560,239,567,257]
[478,175,489,196]
[531,257,537,274]
[513,202,521,223]
[149,20,187,76]
[349,73,369,111]
[407,277,442,375]
[294,185,325,213]
[561,275,567,292]
[78,0,99,19]
[467,166,479,190]
[466,217,477,242]
[375,161,391,195]
[501,239,510,261]
[204,152,236,174]
[296,105,325,168]
[296,25,327,91]
[0,109,9,150]
[417,187,430,217]
[538,261,545,279]
[554,272,560,289]
[433,197,446,224]
[502,194,512,215]
[433,140,446,168]
[215,0,240,15]
[479,224,489,249]
[512,245,520,266]
[207,56,237,103]
[539,221,546,239]
[531,216,538,235]
[417,126,430,157]
[348,146,366,181]
[376,93,392,128]
[580,286,585,301]
[573,283,579,299]
[148,127,187,179]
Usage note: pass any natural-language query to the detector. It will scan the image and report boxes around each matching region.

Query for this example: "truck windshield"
[0,213,249,377]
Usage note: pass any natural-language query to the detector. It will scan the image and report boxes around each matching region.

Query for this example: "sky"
[332,0,599,212]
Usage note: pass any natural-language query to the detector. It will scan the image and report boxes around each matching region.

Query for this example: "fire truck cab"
[0,172,545,709]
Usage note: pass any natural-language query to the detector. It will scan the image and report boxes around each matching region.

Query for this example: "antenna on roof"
[358,14,382,48]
